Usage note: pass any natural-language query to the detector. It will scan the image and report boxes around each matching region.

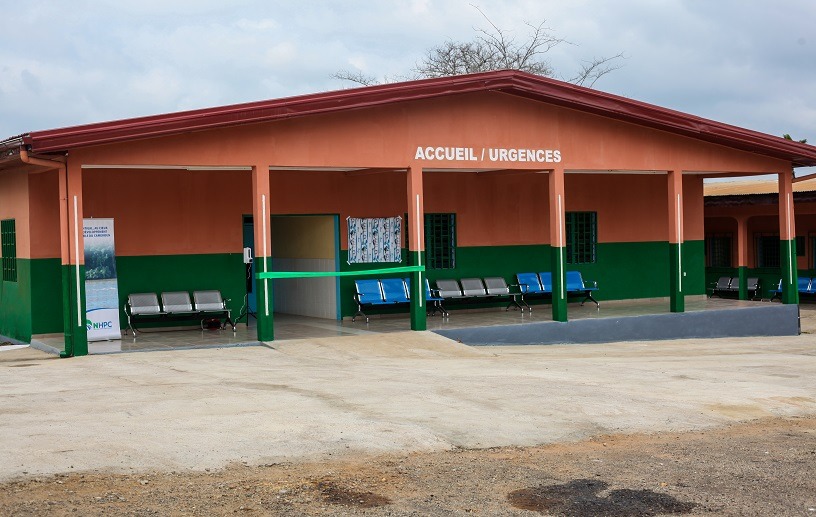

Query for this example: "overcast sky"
[2,0,814,155]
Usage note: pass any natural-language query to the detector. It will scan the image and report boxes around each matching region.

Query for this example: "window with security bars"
[1,219,17,282]
[424,213,456,269]
[811,235,816,268]
[796,236,805,257]
[565,212,596,264]
[755,233,780,268]
[705,234,732,267]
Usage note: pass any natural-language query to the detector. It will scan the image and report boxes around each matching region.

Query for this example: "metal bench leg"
[126,312,138,336]
[506,294,526,312]
[224,312,236,333]
[581,291,600,308]
[437,301,449,318]
[352,309,369,323]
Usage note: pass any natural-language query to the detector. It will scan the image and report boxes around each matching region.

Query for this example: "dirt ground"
[2,416,814,516]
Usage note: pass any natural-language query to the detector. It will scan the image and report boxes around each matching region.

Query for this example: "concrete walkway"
[2,330,815,482]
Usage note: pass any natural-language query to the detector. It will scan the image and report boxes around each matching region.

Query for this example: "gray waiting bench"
[434,277,525,311]
[125,290,235,335]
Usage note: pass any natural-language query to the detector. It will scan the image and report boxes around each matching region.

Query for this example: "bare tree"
[568,53,625,88]
[334,6,623,88]
[332,69,380,87]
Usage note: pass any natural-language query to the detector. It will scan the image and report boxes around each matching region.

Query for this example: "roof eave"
[20,70,816,167]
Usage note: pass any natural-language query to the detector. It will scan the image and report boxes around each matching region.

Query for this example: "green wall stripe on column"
[72,264,89,356]
[60,264,73,356]
[408,250,427,331]
[254,256,274,341]
[736,266,748,300]
[669,242,684,313]
[551,246,567,322]
[780,238,799,305]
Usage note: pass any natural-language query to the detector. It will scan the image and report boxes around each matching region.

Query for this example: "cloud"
[0,0,814,145]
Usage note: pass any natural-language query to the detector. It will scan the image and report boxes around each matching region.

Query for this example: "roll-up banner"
[83,218,122,341]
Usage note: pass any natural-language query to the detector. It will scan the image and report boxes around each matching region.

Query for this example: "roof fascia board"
[22,70,816,167]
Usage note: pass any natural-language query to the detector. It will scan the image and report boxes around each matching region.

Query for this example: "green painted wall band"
[257,265,425,280]
[407,251,427,330]
[780,238,798,304]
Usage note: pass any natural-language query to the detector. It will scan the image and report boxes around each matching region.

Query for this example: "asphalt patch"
[507,479,696,516]
[315,480,391,508]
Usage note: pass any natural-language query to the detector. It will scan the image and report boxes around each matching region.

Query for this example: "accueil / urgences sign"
[414,146,562,163]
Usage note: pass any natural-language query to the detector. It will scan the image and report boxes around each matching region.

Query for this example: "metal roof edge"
[20,70,816,167]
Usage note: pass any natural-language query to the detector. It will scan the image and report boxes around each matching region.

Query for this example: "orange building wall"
[68,165,705,260]
[71,92,790,175]
[27,170,61,259]
[55,90,770,261]
[80,169,252,256]
[0,169,31,259]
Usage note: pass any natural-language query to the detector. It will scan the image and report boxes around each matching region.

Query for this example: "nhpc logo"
[86,319,114,331]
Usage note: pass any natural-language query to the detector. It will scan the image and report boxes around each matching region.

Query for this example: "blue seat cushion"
[566,271,597,292]
[355,279,388,305]
[380,278,409,303]
[517,272,544,294]
[537,272,554,293]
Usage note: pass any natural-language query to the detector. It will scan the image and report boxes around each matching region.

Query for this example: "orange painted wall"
[27,170,61,259]
[81,169,251,256]
[71,165,705,259]
[0,169,31,259]
[48,91,790,259]
[564,174,704,243]
[72,92,790,175]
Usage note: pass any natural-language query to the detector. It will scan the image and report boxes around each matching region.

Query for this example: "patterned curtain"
[347,216,402,263]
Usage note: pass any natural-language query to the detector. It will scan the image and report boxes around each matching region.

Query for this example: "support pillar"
[549,167,567,322]
[63,162,88,356]
[778,171,798,305]
[407,164,427,331]
[736,217,749,299]
[252,166,274,341]
[668,170,685,312]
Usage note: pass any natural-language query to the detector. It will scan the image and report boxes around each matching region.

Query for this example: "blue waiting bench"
[515,271,599,308]
[352,278,446,323]
[771,277,815,301]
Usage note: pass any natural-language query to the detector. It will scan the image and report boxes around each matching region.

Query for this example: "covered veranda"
[28,296,789,355]
[4,70,815,356]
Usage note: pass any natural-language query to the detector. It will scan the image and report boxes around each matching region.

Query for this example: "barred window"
[705,234,732,267]
[755,233,780,268]
[812,235,816,269]
[565,212,597,264]
[424,213,456,269]
[1,219,17,282]
[796,236,805,257]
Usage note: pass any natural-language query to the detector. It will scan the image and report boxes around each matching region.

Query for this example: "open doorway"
[243,214,340,320]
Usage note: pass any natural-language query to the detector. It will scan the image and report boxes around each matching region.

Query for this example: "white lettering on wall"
[416,146,561,163]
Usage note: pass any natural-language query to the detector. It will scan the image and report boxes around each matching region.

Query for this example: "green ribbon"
[256,265,424,280]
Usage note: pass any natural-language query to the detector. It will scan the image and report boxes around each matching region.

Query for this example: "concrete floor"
[2,307,815,481]
[33,296,764,354]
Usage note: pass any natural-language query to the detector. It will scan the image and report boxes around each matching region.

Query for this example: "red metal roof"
[18,70,816,167]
